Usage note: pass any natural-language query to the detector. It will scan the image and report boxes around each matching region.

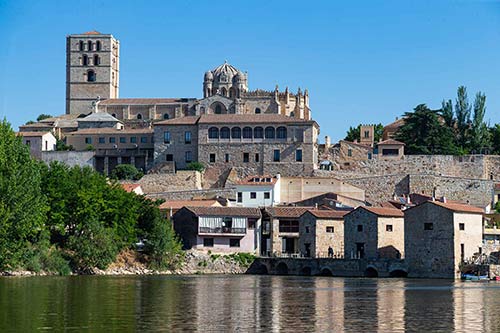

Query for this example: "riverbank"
[0,250,255,276]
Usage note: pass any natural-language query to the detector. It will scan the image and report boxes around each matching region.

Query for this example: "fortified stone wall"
[146,188,236,201]
[41,151,95,168]
[137,170,202,194]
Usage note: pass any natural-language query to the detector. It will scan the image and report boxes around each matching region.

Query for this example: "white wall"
[235,185,278,207]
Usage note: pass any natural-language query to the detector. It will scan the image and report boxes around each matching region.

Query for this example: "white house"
[234,174,281,207]
[18,131,57,159]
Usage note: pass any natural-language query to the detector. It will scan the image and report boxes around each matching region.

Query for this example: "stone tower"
[203,61,248,99]
[66,31,119,115]
[359,124,375,147]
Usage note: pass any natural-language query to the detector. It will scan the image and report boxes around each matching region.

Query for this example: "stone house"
[291,192,365,209]
[336,140,373,167]
[494,183,500,207]
[299,210,348,258]
[18,131,57,159]
[404,200,484,279]
[382,117,405,141]
[172,206,261,253]
[376,139,404,159]
[234,174,281,207]
[344,207,404,260]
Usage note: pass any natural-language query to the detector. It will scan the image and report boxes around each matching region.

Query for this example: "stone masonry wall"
[138,170,202,194]
[41,151,95,168]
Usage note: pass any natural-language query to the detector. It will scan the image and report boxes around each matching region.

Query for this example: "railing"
[261,252,345,259]
[199,227,246,234]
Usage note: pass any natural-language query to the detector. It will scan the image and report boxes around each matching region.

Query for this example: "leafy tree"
[395,104,459,155]
[470,92,491,153]
[490,124,500,154]
[36,114,53,122]
[455,86,472,148]
[441,99,454,128]
[344,123,384,142]
[55,138,72,151]
[111,164,143,180]
[186,161,205,172]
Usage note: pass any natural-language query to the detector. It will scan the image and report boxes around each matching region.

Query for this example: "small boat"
[462,274,489,281]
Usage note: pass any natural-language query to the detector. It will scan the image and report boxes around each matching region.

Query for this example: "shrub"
[110,164,143,180]
[186,161,205,172]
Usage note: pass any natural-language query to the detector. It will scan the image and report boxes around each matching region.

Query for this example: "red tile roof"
[159,200,220,210]
[155,116,200,125]
[495,183,500,191]
[377,139,405,146]
[384,118,406,130]
[99,98,189,105]
[265,207,310,218]
[183,206,261,218]
[67,128,153,135]
[17,131,52,137]
[303,209,348,219]
[84,30,101,35]
[121,184,141,192]
[235,175,278,186]
[430,201,484,214]
[361,206,404,217]
[198,114,316,125]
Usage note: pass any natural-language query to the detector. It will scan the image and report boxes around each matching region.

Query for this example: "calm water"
[1,275,500,332]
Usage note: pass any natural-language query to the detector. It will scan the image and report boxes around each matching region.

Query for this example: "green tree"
[470,92,491,153]
[186,161,205,172]
[454,86,472,149]
[395,104,459,155]
[441,99,454,128]
[490,124,500,154]
[110,164,143,180]
[36,114,53,122]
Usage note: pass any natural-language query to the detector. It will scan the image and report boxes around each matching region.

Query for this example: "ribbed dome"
[234,71,245,82]
[211,61,240,78]
[204,71,213,80]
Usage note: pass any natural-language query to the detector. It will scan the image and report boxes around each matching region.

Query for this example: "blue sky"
[1,0,499,141]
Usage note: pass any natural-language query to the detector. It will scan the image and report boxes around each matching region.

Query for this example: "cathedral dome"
[204,71,213,81]
[235,71,245,82]
[211,61,240,83]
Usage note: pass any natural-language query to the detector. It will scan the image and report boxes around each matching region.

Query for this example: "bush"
[186,161,205,172]
[144,218,184,270]
[225,253,256,267]
[111,164,143,180]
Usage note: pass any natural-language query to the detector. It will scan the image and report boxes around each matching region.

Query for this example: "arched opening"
[163,113,169,120]
[221,87,227,97]
[389,270,408,278]
[265,127,275,139]
[82,54,88,66]
[79,40,84,51]
[255,264,268,275]
[137,114,143,120]
[111,113,117,118]
[242,127,252,139]
[208,127,219,139]
[276,262,288,275]
[231,127,241,139]
[255,108,261,114]
[87,70,96,82]
[277,126,287,139]
[229,87,236,99]
[93,54,100,65]
[87,40,93,51]
[364,267,379,278]
[301,267,312,276]
[96,41,101,51]
[200,107,205,114]
[220,127,230,139]
[254,127,263,139]
[212,103,227,114]
[320,268,333,276]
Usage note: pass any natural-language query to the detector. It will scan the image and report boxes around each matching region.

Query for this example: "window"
[386,225,393,232]
[141,137,148,143]
[98,137,105,144]
[459,223,465,230]
[357,225,363,232]
[364,130,369,138]
[163,131,171,144]
[243,127,252,139]
[243,153,249,163]
[203,238,214,247]
[82,54,88,66]
[25,140,31,146]
[109,137,116,143]
[215,105,222,114]
[279,220,299,233]
[229,239,240,247]
[79,40,84,51]
[326,226,334,233]
[231,127,241,139]
[273,149,280,162]
[382,148,399,156]
[166,154,173,161]
[225,153,230,163]
[185,131,192,144]
[208,127,219,139]
[119,137,126,143]
[163,113,169,120]
[265,127,275,139]
[85,137,92,144]
[368,153,372,160]
[255,153,260,163]
[93,54,100,65]
[220,127,230,139]
[305,226,310,233]
[209,153,216,163]
[237,192,242,203]
[130,137,137,143]
[255,108,261,114]
[276,126,287,139]
[424,223,434,231]
[137,114,142,120]
[254,127,263,139]
[87,40,93,51]
[296,149,303,162]
[96,41,101,51]
[185,151,192,163]
[87,70,96,82]
[347,149,352,157]
[264,192,270,199]
[250,192,257,199]
[248,218,256,229]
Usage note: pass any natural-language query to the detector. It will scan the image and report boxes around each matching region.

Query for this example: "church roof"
[78,112,121,123]
[155,114,318,126]
[84,30,102,35]
[99,98,191,105]
[211,61,240,77]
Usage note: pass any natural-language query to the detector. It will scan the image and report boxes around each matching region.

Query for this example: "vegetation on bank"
[0,119,183,275]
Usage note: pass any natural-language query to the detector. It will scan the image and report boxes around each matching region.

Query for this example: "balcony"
[199,227,246,235]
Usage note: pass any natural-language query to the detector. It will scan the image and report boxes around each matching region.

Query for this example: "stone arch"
[242,127,252,139]
[276,126,287,139]
[254,127,264,139]
[220,127,230,139]
[210,102,227,115]
[229,87,236,99]
[137,113,143,120]
[320,268,333,276]
[221,87,227,97]
[389,269,408,278]
[276,262,288,275]
[255,264,268,275]
[301,267,312,276]
[231,127,241,139]
[265,127,275,139]
[208,127,219,139]
[364,267,378,278]
[163,113,170,120]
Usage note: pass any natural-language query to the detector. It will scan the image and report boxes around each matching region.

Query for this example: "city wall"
[41,151,95,168]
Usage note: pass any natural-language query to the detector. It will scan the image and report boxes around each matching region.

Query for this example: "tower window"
[137,114,142,120]
[87,40,93,51]
[163,113,169,120]
[96,41,101,51]
[87,70,96,82]
[255,108,261,114]
[93,55,100,66]
[82,54,88,66]
[79,40,84,51]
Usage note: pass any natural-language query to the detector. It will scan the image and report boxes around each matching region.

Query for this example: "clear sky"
[1,0,499,141]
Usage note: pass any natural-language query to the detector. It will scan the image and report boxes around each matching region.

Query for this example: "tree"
[441,99,454,128]
[36,114,53,122]
[490,124,500,154]
[454,86,472,149]
[470,92,491,153]
[110,164,143,180]
[395,104,459,155]
[186,161,205,172]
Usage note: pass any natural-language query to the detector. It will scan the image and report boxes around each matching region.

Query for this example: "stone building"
[234,174,281,207]
[299,210,348,258]
[66,31,119,115]
[172,206,261,253]
[18,131,57,159]
[404,200,484,279]
[344,207,405,260]
[377,139,405,159]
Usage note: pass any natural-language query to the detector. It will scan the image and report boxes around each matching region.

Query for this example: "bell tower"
[66,31,119,114]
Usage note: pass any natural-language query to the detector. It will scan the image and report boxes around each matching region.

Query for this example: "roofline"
[404,200,484,215]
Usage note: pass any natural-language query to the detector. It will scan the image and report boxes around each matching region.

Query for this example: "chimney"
[442,196,447,203]
[431,197,436,202]
[406,196,411,204]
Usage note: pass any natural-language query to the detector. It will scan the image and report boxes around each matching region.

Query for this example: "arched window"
[215,105,222,114]
[254,126,263,139]
[137,114,142,120]
[93,55,100,65]
[220,127,230,139]
[96,41,101,51]
[243,127,253,139]
[87,40,93,51]
[221,87,227,96]
[229,88,236,99]
[87,70,96,82]
[82,54,88,66]
[163,113,169,120]
[231,127,241,139]
[111,113,117,118]
[265,127,275,139]
[79,40,84,51]
[200,107,205,114]
[277,126,287,139]
[208,127,219,139]
[255,108,261,114]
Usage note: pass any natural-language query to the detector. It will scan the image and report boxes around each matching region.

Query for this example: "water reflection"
[2,275,500,332]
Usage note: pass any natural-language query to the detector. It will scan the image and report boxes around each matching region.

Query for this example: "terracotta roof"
[361,206,404,217]
[67,128,153,135]
[19,123,54,128]
[303,209,348,219]
[198,114,316,125]
[265,207,310,218]
[339,140,373,149]
[183,206,261,218]
[121,184,141,192]
[384,118,405,130]
[377,139,405,146]
[159,200,220,210]
[495,183,500,191]
[84,30,101,35]
[17,131,52,137]
[155,116,200,125]
[235,175,278,186]
[429,201,484,214]
[99,98,189,105]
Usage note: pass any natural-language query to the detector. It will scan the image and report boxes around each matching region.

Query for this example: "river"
[1,275,500,332]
